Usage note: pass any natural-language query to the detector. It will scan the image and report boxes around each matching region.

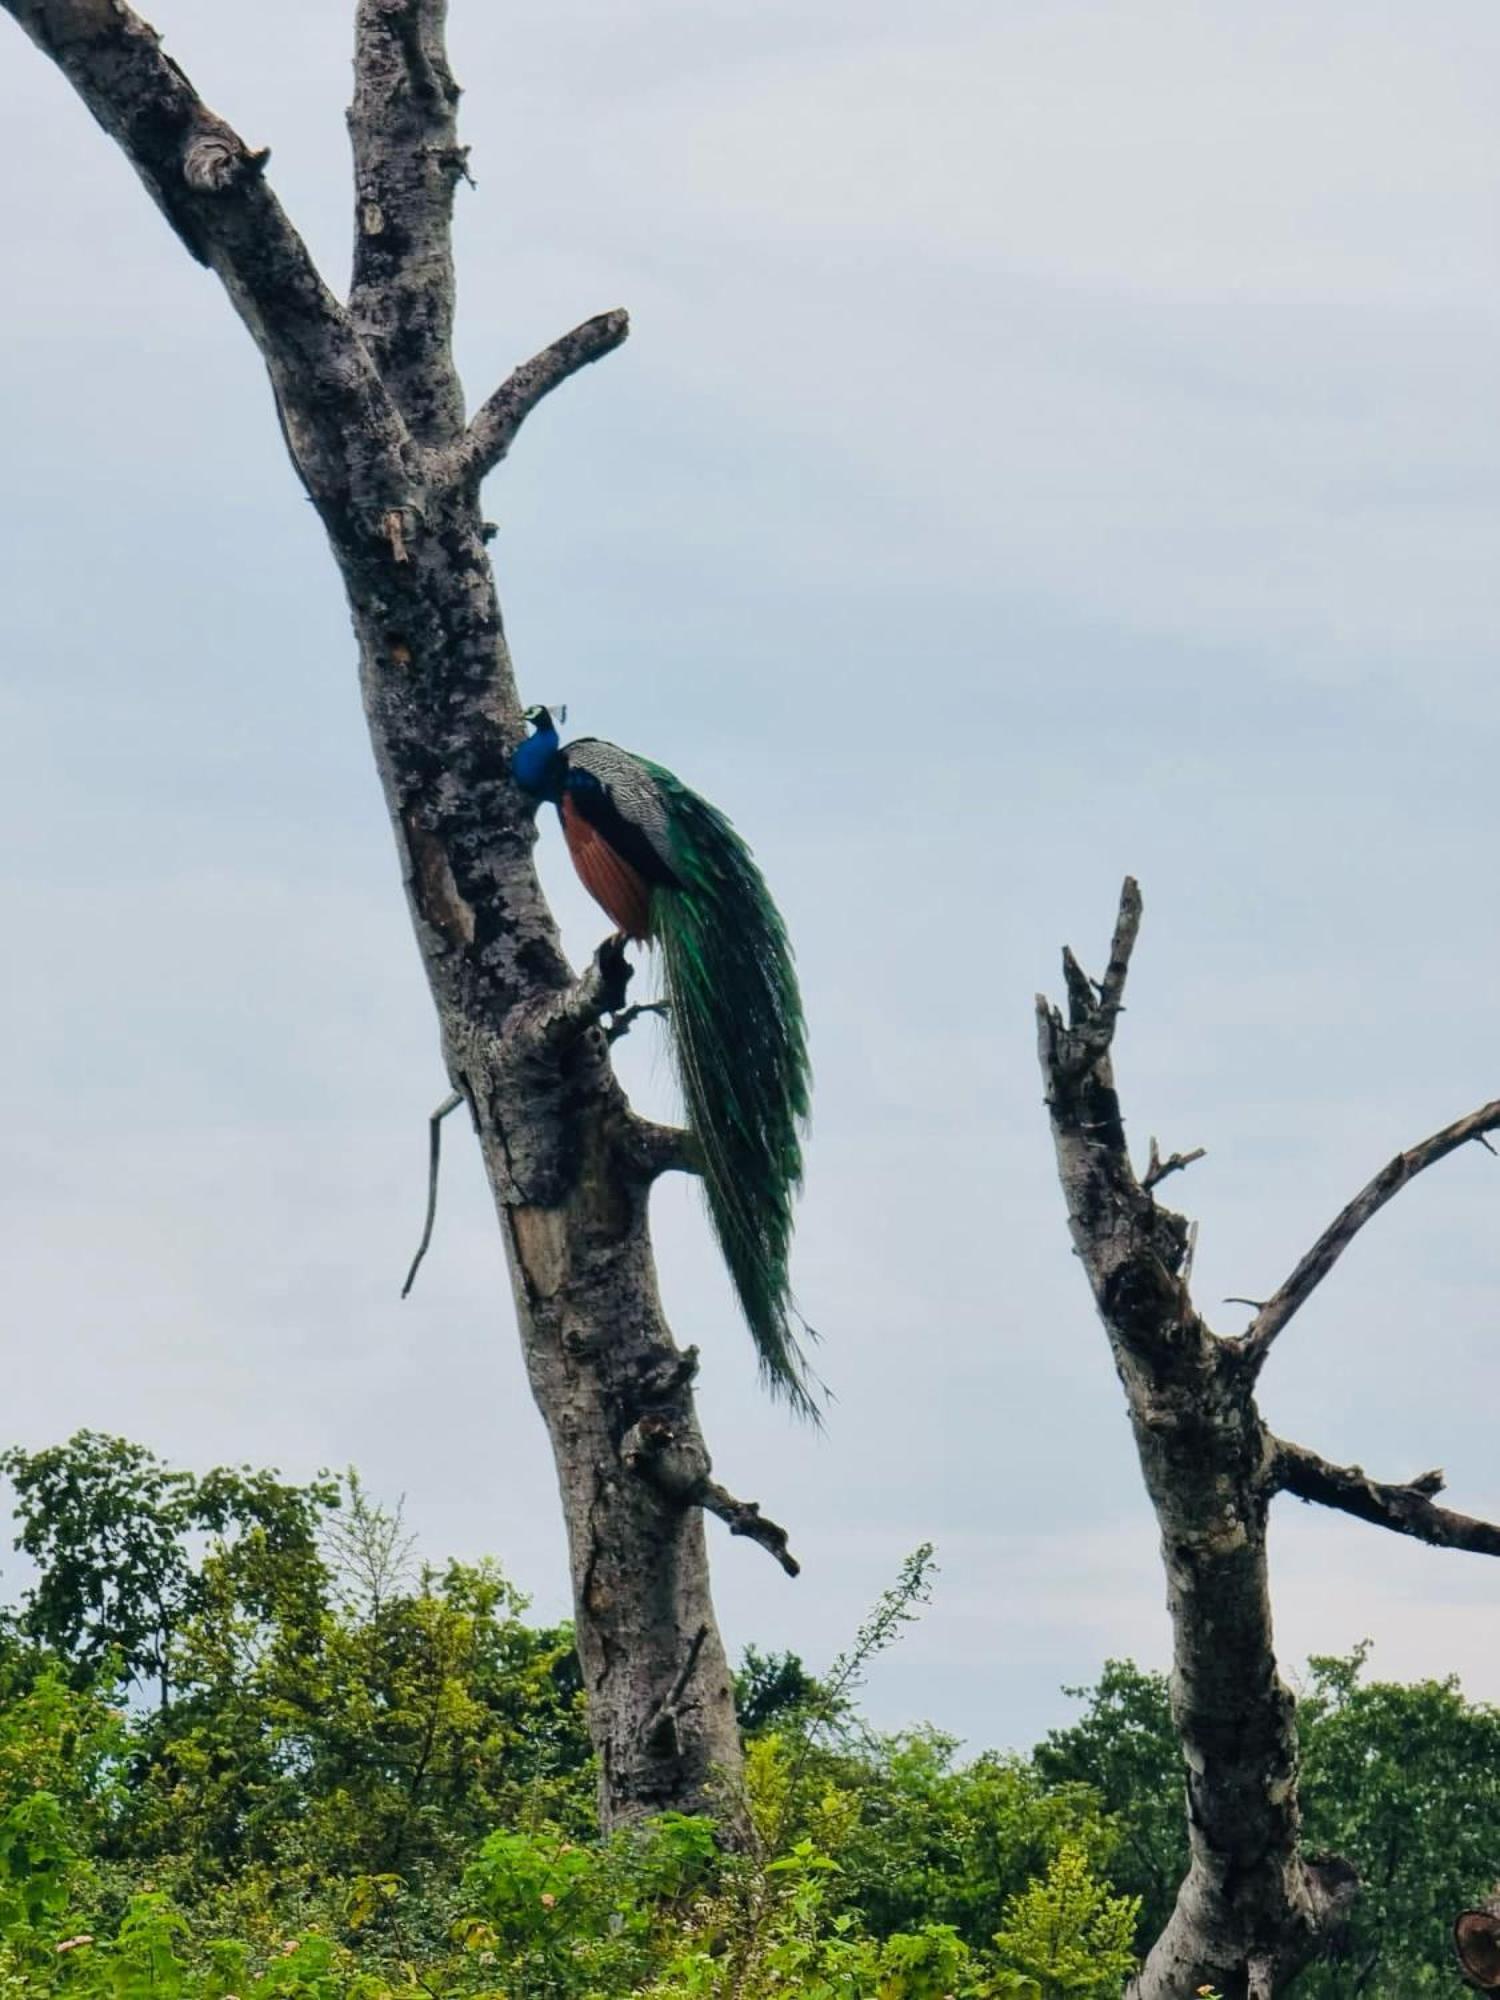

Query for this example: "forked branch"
[1037,879,1198,1352]
[1142,1137,1206,1192]
[1051,873,1142,1074]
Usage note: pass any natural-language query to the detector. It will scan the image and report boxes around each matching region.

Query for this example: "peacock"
[511,705,816,1416]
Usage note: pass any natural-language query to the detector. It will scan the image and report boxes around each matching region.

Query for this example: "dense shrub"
[0,1436,1490,1996]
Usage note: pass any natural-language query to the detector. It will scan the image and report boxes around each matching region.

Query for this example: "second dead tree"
[1038,879,1500,2000]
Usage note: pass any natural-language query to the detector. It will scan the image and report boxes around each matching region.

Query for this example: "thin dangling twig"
[401,1091,463,1298]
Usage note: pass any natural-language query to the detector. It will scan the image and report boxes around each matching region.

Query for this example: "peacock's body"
[511,707,815,1415]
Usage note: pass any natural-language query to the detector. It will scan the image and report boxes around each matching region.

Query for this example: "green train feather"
[643,762,816,1416]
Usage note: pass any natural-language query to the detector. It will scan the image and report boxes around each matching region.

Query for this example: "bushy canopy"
[0,1435,1488,1998]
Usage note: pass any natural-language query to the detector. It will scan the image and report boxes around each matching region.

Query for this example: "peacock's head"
[512,703,567,798]
[522,703,567,735]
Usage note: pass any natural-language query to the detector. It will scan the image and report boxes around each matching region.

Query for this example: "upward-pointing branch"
[1243,1098,1500,1375]
[349,0,466,444]
[459,310,632,484]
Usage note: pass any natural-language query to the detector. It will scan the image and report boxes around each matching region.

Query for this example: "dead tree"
[1037,879,1500,2000]
[0,0,801,1838]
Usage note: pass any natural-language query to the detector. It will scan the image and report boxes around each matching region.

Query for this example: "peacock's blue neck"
[511,724,564,800]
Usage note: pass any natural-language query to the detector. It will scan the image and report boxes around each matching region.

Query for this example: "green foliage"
[0,1491,1139,1997]
[990,1843,1139,1998]
[1035,1659,1183,1948]
[454,1815,720,1996]
[0,1662,128,1837]
[827,1731,1120,1947]
[1295,1645,1500,1998]
[1041,1647,1500,1997]
[119,1549,592,1950]
[0,1792,78,1937]
[705,1838,988,1999]
[0,1436,1492,2000]
[0,1437,593,1979]
[733,1645,834,1736]
[0,1432,339,1705]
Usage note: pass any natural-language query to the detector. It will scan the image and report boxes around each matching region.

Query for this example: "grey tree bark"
[1,0,800,1838]
[1037,880,1500,2000]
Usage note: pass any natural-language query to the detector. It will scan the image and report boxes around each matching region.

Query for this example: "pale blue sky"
[3,0,1500,1748]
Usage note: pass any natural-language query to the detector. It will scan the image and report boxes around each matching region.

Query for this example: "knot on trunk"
[183,125,269,192]
[626,1346,701,1407]
[1304,1852,1359,1937]
[1100,1251,1192,1349]
[621,1413,711,1498]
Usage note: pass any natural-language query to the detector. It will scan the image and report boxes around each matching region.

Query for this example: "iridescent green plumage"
[641,761,816,1416]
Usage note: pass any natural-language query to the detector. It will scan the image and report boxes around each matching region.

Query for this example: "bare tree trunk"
[1037,880,1500,1999]
[2,0,798,1838]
